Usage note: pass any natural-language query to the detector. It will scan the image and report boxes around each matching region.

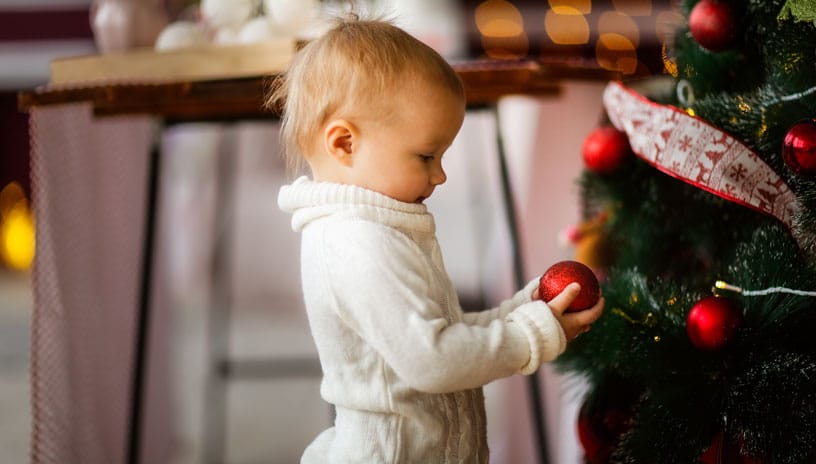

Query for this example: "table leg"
[128,139,162,464]
[492,105,550,464]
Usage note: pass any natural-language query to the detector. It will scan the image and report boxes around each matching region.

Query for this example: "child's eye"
[419,154,434,163]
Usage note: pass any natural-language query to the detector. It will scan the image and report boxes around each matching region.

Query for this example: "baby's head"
[268,16,466,177]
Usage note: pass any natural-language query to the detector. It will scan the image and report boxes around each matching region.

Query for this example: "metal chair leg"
[128,140,162,464]
[492,105,550,464]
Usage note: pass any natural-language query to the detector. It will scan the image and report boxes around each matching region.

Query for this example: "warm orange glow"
[0,182,35,271]
[662,43,678,76]
[548,0,591,15]
[545,6,590,45]
[598,11,640,47]
[480,18,525,37]
[475,0,525,38]
[481,32,530,59]
[611,0,652,16]
[0,182,24,214]
[476,0,528,59]
[1,204,35,271]
[596,33,638,74]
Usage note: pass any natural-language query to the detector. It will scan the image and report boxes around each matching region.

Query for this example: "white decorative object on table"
[155,21,210,51]
[265,0,319,36]
[201,0,256,30]
[385,0,465,58]
[91,0,168,52]
[239,16,277,44]
[214,27,242,45]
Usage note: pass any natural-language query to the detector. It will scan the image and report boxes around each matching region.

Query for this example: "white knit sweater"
[278,177,567,463]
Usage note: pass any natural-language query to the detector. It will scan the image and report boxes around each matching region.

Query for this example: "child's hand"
[539,282,604,342]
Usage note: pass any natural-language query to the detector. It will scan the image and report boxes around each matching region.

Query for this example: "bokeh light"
[0,182,24,213]
[545,6,590,45]
[595,11,640,74]
[466,0,672,75]
[475,0,529,59]
[596,33,638,74]
[599,11,640,47]
[548,0,591,15]
[475,0,525,37]
[0,182,35,271]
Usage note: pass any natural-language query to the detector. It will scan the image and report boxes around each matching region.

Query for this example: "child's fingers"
[563,298,604,341]
[568,297,605,325]
[545,283,581,313]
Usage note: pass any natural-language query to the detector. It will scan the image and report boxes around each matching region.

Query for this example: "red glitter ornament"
[686,296,742,350]
[582,126,631,175]
[577,401,615,464]
[539,260,601,312]
[700,431,762,464]
[689,0,735,52]
[576,379,638,463]
[782,119,816,177]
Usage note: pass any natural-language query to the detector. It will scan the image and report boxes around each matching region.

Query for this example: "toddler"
[271,16,604,463]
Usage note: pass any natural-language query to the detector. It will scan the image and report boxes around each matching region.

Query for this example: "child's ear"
[324,119,355,166]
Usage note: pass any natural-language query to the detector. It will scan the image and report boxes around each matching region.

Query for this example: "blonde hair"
[266,15,465,173]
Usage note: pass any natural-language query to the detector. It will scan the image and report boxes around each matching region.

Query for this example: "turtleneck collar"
[278,176,436,234]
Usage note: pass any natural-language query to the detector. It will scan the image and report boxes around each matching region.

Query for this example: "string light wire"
[714,280,816,297]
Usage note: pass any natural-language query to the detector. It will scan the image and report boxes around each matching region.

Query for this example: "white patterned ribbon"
[603,81,800,231]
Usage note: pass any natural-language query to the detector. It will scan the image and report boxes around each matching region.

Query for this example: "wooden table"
[20,58,618,464]
[20,58,617,118]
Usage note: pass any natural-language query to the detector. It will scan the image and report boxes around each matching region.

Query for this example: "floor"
[0,268,330,464]
[0,270,32,463]
[170,295,328,464]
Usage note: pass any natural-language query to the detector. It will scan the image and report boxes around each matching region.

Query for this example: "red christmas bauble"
[582,126,631,175]
[577,401,615,464]
[577,396,634,463]
[686,296,742,350]
[539,260,600,312]
[782,119,816,177]
[689,0,735,52]
[577,378,640,463]
[699,431,762,464]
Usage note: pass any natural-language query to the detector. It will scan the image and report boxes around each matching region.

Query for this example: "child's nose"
[431,164,447,186]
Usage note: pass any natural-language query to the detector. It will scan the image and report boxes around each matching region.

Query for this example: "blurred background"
[1,0,679,463]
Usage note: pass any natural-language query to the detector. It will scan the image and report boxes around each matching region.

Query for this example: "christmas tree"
[555,0,816,462]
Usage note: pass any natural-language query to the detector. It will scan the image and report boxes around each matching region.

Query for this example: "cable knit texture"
[278,177,567,463]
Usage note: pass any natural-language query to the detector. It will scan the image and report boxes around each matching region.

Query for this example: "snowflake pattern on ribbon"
[603,81,801,231]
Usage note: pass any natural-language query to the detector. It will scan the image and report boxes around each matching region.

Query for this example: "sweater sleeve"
[316,220,564,394]
[461,277,540,326]
[505,301,567,374]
